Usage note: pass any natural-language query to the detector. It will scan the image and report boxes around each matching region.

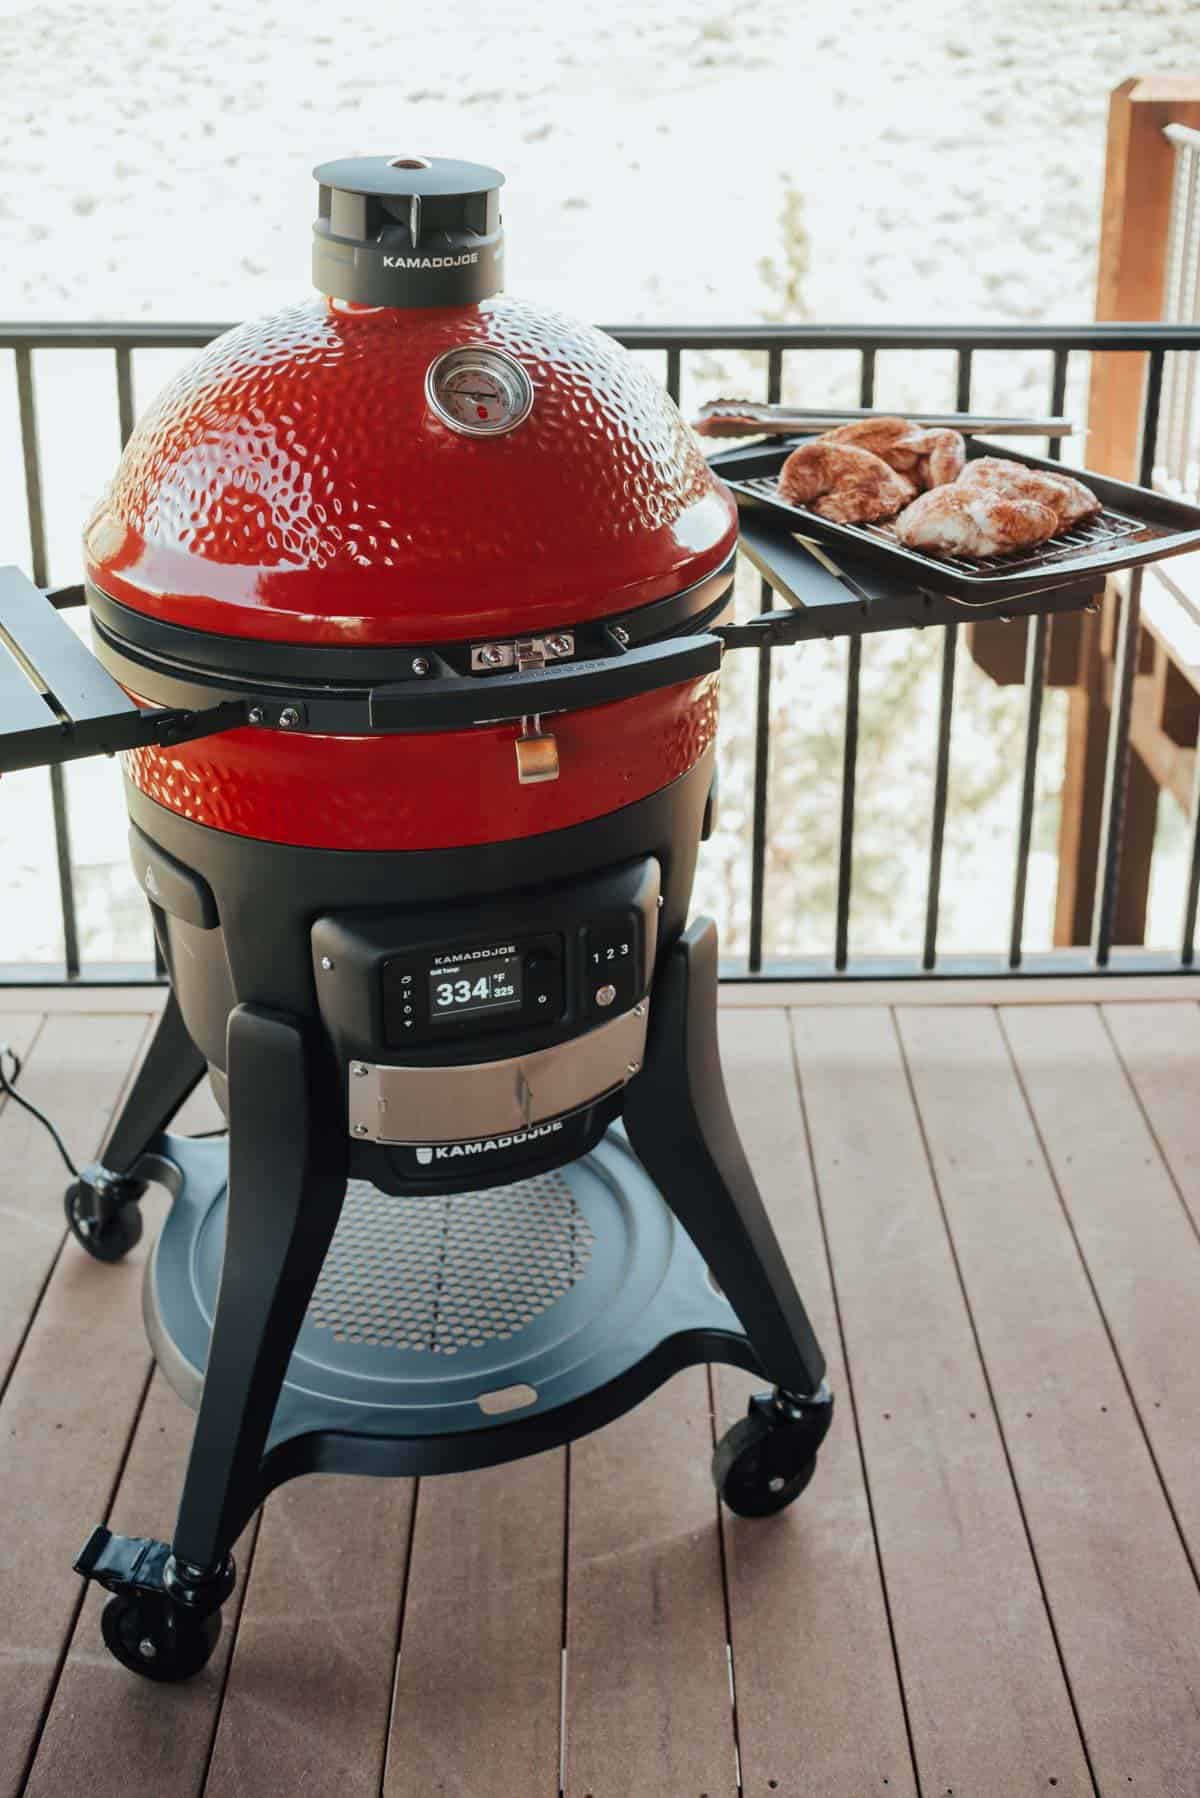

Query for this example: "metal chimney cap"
[313,155,506,310]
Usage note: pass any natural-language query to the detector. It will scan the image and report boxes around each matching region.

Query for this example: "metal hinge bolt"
[411,656,431,677]
[279,707,301,729]
[473,633,574,672]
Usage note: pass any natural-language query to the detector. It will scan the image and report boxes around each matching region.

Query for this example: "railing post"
[1093,353,1166,964]
[15,345,82,978]
[1054,77,1200,951]
[746,347,783,973]
[1090,78,1200,479]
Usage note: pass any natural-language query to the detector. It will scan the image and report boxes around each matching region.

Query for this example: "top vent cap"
[313,155,505,309]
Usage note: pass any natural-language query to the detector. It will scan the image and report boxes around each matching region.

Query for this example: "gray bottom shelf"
[142,1128,760,1481]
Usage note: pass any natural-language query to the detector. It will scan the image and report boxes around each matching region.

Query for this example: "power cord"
[0,1042,80,1178]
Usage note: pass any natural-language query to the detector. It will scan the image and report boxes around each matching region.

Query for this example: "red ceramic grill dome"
[83,156,736,852]
[85,298,734,645]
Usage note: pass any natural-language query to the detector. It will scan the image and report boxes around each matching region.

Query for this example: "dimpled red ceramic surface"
[85,296,737,646]
[122,673,720,850]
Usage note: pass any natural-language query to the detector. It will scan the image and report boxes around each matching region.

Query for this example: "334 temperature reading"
[427,949,523,1022]
[436,975,500,1007]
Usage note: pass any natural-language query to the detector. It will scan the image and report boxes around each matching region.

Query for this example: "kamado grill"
[0,155,1117,1684]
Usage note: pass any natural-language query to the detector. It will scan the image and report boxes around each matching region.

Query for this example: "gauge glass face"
[426,346,534,437]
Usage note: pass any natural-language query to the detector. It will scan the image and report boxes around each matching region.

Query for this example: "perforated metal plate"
[145,1131,747,1469]
[306,1174,595,1354]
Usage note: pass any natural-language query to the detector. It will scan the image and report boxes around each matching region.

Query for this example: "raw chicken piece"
[894,485,1058,559]
[823,417,965,488]
[958,456,1101,529]
[778,440,917,523]
[901,427,967,487]
[822,415,918,458]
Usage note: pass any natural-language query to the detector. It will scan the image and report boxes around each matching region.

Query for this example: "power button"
[524,951,563,1020]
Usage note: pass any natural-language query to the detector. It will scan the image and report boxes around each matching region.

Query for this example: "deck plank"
[715,1008,918,1798]
[717,976,1200,1009]
[790,1006,1092,1797]
[900,1003,1200,1795]
[22,1375,256,1798]
[0,1014,160,1798]
[564,1374,737,1798]
[204,1476,413,1798]
[0,1011,150,1394]
[0,989,165,1015]
[1002,1003,1200,1568]
[1101,1000,1200,1237]
[386,1459,564,1798]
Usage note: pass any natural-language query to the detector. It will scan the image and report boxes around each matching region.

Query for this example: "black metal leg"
[63,988,210,1262]
[623,917,827,1398]
[170,1003,348,1572]
[98,987,207,1176]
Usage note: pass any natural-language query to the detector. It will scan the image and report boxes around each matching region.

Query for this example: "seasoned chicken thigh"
[894,485,1058,559]
[901,428,967,488]
[958,457,1101,529]
[823,416,920,459]
[778,441,917,522]
[823,417,966,489]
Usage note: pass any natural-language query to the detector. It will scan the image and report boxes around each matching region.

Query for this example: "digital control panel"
[428,948,522,1022]
[380,907,645,1050]
[311,859,660,1099]
[382,931,565,1047]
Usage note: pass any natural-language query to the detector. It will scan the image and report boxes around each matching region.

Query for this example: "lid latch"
[515,713,559,785]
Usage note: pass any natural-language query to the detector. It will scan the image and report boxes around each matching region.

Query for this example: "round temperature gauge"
[425,345,534,438]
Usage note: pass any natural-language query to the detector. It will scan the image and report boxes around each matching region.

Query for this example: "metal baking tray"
[711,436,1200,603]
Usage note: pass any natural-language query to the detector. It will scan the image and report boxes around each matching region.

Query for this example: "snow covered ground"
[0,0,1194,965]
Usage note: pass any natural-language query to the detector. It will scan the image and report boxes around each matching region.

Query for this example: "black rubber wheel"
[64,1182,144,1263]
[100,1593,221,1683]
[712,1409,819,1518]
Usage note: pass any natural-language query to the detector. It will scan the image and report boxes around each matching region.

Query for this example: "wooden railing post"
[1090,77,1200,477]
[1054,75,1200,947]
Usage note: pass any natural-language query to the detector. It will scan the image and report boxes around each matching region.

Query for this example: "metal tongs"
[692,401,1075,440]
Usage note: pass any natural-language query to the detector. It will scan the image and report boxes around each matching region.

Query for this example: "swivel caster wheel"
[713,1385,834,1518]
[100,1592,221,1684]
[64,1179,143,1263]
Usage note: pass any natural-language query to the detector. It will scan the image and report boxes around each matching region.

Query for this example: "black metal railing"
[3,318,1200,985]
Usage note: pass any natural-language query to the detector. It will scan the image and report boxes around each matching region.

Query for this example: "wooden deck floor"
[1,982,1199,1797]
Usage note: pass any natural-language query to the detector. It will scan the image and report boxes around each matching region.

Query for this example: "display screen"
[428,949,523,1022]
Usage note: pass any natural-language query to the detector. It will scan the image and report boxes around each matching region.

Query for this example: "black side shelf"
[716,513,1103,649]
[0,569,243,775]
